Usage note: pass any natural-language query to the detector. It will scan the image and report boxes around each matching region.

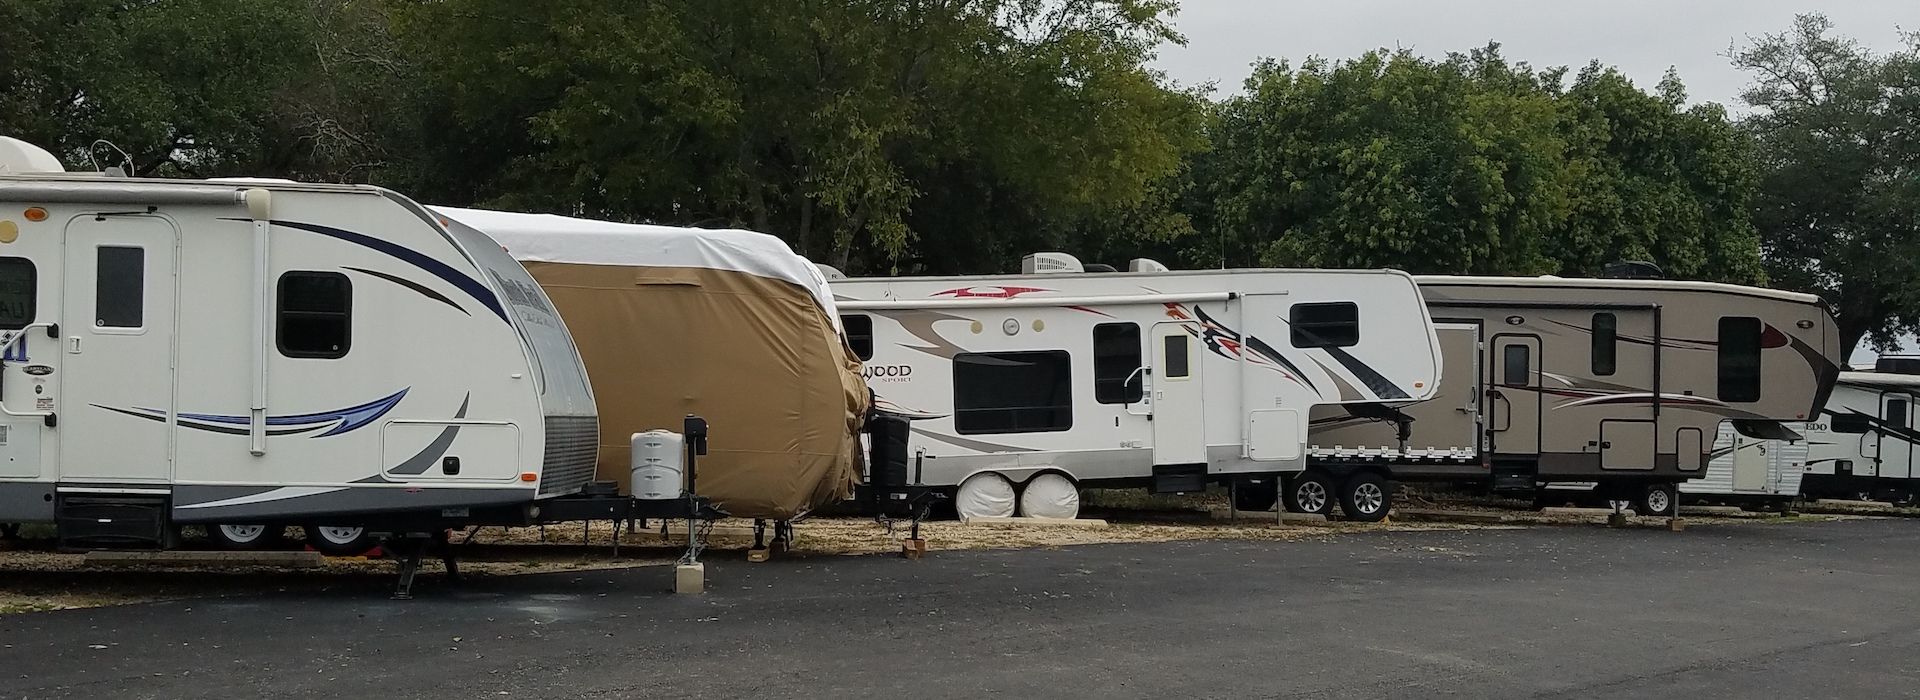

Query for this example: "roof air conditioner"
[1129,258,1171,273]
[1022,252,1083,274]
[0,136,63,174]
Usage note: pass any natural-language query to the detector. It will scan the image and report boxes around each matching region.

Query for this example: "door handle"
[67,337,81,354]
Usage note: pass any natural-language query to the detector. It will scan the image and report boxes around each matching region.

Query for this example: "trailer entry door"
[60,215,176,484]
[1151,322,1205,466]
[1490,335,1542,456]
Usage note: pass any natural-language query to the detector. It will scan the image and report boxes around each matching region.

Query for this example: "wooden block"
[746,547,771,563]
[901,538,927,560]
[674,562,705,594]
[1668,518,1686,532]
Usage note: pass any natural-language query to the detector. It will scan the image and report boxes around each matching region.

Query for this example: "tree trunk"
[797,196,816,261]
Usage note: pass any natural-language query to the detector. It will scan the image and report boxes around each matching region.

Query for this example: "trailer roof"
[430,206,837,317]
[839,267,1412,284]
[1414,275,1823,305]
[1837,371,1920,389]
[0,172,382,196]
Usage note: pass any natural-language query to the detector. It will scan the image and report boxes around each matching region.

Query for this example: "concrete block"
[674,562,705,594]
[85,550,325,568]
[959,516,1110,528]
[1668,518,1687,532]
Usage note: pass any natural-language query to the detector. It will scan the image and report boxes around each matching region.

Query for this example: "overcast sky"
[1153,0,1919,107]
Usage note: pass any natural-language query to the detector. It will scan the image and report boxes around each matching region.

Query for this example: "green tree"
[0,0,372,178]
[400,0,1203,274]
[1736,14,1920,357]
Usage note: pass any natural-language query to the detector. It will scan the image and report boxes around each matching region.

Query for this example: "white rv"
[832,253,1443,520]
[0,137,598,552]
[1544,421,1808,510]
[1799,368,1920,505]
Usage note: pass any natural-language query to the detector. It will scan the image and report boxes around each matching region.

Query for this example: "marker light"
[22,207,47,222]
[520,472,539,482]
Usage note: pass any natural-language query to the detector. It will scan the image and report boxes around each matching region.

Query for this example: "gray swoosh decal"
[388,395,471,475]
[911,428,1030,453]
[345,266,469,316]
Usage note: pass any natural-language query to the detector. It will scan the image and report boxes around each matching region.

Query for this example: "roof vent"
[1129,258,1171,273]
[0,136,63,174]
[1603,260,1664,280]
[1875,356,1920,375]
[1022,252,1083,274]
[815,263,848,281]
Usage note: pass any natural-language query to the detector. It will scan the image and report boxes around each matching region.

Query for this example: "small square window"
[278,271,351,359]
[96,246,144,328]
[842,314,874,361]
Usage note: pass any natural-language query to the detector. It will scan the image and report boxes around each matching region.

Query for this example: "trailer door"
[1880,394,1912,480]
[59,215,176,483]
[1150,322,1206,466]
[1489,335,1542,455]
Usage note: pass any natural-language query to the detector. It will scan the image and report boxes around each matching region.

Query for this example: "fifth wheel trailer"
[1799,368,1920,505]
[1297,275,1840,517]
[0,137,600,553]
[830,253,1443,521]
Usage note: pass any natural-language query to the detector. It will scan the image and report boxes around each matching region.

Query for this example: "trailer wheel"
[1633,483,1678,517]
[305,525,375,556]
[1233,479,1279,512]
[954,472,1017,521]
[1017,473,1081,519]
[1852,489,1878,503]
[1283,472,1335,516]
[210,524,283,550]
[1892,491,1917,508]
[1337,472,1391,522]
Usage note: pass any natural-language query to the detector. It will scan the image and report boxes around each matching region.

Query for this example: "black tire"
[1337,472,1391,522]
[1633,483,1679,517]
[1283,472,1336,516]
[209,524,284,550]
[1233,479,1279,512]
[1892,491,1917,508]
[1853,490,1878,503]
[0,523,18,539]
[304,525,375,556]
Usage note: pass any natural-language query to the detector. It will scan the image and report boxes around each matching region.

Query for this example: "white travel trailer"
[1544,421,1808,509]
[1680,422,1807,508]
[1799,368,1920,505]
[0,137,598,553]
[833,253,1443,520]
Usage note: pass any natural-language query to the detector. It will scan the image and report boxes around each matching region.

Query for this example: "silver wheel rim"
[1648,490,1670,514]
[220,524,266,543]
[316,526,364,546]
[1353,483,1385,514]
[1608,499,1632,512]
[1298,482,1328,513]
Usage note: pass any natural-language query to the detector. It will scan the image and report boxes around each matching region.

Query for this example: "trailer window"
[0,257,34,330]
[1502,344,1531,387]
[1290,302,1359,348]
[842,314,874,361]
[1093,323,1143,403]
[1163,334,1191,379]
[1889,399,1909,429]
[95,246,144,328]
[1831,414,1872,434]
[953,351,1072,434]
[278,272,351,359]
[1717,316,1762,403]
[1591,313,1617,376]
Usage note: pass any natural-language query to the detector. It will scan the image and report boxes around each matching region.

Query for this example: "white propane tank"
[630,430,686,500]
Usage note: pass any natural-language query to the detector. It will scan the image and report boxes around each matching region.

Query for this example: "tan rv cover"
[432,206,869,520]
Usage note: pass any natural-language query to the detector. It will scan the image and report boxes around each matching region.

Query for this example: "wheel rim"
[1648,489,1671,514]
[219,524,266,543]
[1353,483,1385,514]
[316,526,364,545]
[1855,491,1876,502]
[1297,482,1328,513]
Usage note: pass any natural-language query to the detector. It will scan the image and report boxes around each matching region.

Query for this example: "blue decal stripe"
[102,389,408,439]
[268,219,508,322]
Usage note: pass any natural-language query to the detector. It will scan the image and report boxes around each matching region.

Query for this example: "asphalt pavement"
[3,518,1918,699]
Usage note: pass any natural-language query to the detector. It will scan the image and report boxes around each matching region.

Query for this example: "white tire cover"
[955,472,1017,520]
[1018,473,1081,519]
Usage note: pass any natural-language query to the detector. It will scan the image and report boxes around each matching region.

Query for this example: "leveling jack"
[390,530,459,600]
